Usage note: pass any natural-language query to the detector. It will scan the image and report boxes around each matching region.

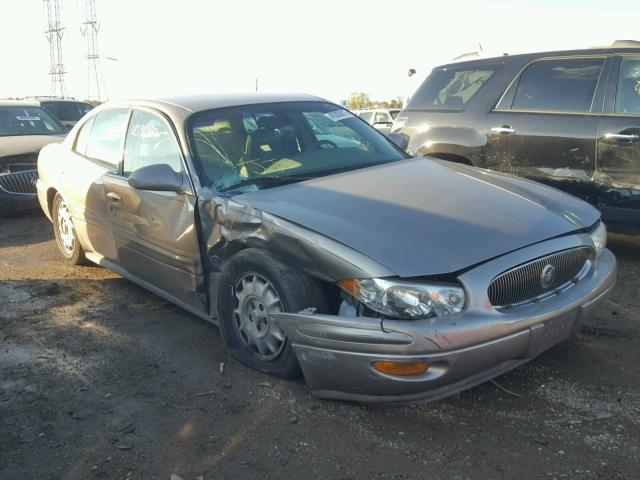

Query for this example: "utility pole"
[81,0,107,101]
[43,0,67,97]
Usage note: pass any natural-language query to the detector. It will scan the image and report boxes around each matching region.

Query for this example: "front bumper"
[0,170,39,215]
[273,234,617,403]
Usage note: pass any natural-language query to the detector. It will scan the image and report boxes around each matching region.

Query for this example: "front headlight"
[590,221,607,257]
[337,278,466,320]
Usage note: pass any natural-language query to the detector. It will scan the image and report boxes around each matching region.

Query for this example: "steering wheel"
[316,139,338,149]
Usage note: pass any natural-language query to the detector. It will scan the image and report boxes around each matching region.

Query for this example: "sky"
[1,0,639,104]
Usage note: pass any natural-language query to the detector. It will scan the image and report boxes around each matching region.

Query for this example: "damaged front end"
[193,190,616,404]
[196,191,396,319]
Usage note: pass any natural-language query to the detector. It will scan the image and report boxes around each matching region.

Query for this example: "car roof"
[0,99,41,107]
[26,96,88,104]
[438,45,640,70]
[96,92,330,124]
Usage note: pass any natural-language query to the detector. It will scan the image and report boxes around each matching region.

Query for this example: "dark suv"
[393,41,640,233]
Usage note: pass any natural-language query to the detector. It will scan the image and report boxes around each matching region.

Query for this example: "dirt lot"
[1,213,639,480]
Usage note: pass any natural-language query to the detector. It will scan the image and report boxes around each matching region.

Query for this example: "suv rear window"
[512,58,604,112]
[409,66,497,110]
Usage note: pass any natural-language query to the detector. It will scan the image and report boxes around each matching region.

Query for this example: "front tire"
[217,249,328,378]
[52,193,87,265]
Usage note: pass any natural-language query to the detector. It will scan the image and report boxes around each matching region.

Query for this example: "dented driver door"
[103,108,207,315]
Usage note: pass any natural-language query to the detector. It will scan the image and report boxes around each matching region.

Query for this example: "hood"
[0,134,65,158]
[234,158,600,277]
[0,134,65,172]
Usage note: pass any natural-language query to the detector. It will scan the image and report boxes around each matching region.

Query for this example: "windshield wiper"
[218,174,316,193]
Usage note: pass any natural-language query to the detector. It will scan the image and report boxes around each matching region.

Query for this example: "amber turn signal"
[372,361,429,376]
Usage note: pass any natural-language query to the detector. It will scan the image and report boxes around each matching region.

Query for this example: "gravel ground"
[1,213,639,480]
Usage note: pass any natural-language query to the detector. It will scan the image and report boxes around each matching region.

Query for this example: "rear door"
[596,55,640,231]
[487,56,608,203]
[102,108,207,314]
[62,109,130,261]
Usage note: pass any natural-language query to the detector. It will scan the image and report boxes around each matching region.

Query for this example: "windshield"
[41,101,93,122]
[0,106,66,137]
[188,101,407,192]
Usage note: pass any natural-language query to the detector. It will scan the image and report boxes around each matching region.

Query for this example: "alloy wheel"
[232,273,286,361]
[56,199,75,256]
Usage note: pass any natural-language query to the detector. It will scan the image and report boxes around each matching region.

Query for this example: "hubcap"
[56,200,75,255]
[232,273,286,361]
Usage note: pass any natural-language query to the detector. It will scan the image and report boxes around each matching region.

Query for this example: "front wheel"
[52,193,87,265]
[217,249,328,378]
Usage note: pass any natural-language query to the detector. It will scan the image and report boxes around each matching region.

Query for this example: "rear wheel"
[217,249,328,378]
[52,193,87,265]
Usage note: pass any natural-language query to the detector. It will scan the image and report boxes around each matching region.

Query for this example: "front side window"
[188,101,406,192]
[123,110,183,176]
[512,58,604,112]
[409,66,497,110]
[41,101,93,122]
[0,106,65,137]
[615,57,640,115]
[85,109,130,168]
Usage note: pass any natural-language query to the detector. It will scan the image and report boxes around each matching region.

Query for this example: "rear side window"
[73,115,95,155]
[85,109,130,168]
[615,57,640,115]
[409,66,497,110]
[512,58,604,112]
[123,110,183,176]
[374,112,392,123]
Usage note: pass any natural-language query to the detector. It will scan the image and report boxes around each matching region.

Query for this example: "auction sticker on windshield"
[324,110,353,122]
[16,116,41,121]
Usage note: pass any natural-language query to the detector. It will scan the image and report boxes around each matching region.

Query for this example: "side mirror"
[388,132,409,151]
[128,164,184,192]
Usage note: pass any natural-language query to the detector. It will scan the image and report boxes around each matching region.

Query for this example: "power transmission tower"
[81,0,107,101]
[43,0,67,97]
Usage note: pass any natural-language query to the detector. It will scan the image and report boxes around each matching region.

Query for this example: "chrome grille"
[488,247,593,308]
[0,170,37,194]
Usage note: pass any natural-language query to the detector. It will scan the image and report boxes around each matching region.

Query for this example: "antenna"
[43,0,67,97]
[81,0,107,101]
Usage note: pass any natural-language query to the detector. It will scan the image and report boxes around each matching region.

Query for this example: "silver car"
[36,93,616,402]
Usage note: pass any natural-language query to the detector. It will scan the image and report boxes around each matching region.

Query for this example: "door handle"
[604,133,639,142]
[490,126,517,135]
[106,191,122,203]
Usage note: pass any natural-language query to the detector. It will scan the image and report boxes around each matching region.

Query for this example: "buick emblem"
[540,264,556,289]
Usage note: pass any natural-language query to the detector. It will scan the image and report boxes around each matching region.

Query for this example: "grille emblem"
[540,264,556,289]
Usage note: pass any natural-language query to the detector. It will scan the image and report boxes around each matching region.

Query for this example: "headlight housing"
[338,278,466,320]
[590,221,607,257]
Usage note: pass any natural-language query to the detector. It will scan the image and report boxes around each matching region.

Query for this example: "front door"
[596,55,640,231]
[103,108,207,314]
[487,56,607,203]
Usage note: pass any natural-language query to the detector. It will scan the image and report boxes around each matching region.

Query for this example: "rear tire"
[217,248,328,378]
[52,193,88,266]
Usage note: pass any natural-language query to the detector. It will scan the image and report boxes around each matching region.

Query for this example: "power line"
[43,0,67,97]
[81,0,107,101]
